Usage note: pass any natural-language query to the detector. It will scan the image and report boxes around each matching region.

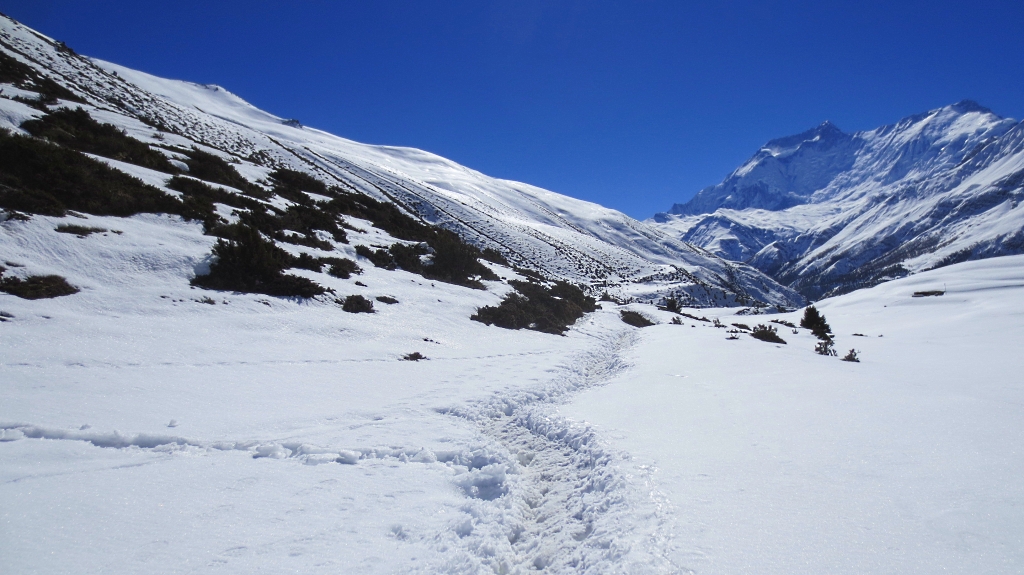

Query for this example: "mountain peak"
[763,120,848,152]
[947,99,992,115]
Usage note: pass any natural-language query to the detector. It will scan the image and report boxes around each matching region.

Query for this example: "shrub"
[471,280,596,335]
[770,319,796,328]
[55,224,106,236]
[732,323,751,331]
[841,349,860,362]
[191,224,326,297]
[421,230,497,288]
[355,245,395,269]
[662,297,681,313]
[323,257,360,279]
[620,310,655,328]
[750,324,787,344]
[22,108,178,173]
[341,294,374,313]
[670,316,683,325]
[815,339,837,356]
[0,50,81,104]
[283,204,347,244]
[269,168,330,204]
[0,274,79,299]
[388,243,428,273]
[0,130,182,217]
[402,352,426,361]
[800,306,833,340]
[376,295,399,304]
[481,247,508,265]
[292,252,322,271]
[181,148,267,198]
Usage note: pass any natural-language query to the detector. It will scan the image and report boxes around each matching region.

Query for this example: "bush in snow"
[841,349,861,362]
[376,295,399,304]
[671,316,683,325]
[801,305,833,340]
[341,294,374,313]
[191,224,326,298]
[751,324,786,344]
[323,257,360,279]
[402,352,426,361]
[472,280,596,335]
[815,339,837,356]
[21,107,179,174]
[0,129,182,217]
[0,266,79,299]
[620,310,655,328]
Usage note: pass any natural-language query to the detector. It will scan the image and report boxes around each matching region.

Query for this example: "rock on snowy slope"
[651,101,1024,300]
[0,14,798,308]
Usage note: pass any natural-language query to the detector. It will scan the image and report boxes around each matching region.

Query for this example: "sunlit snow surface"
[3,202,1022,573]
[562,255,1024,574]
[2,14,1023,574]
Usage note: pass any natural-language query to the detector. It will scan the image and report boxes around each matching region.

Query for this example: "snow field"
[561,255,1024,574]
[1,209,676,573]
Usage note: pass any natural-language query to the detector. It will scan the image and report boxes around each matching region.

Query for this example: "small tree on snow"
[842,349,860,362]
[801,305,833,340]
[815,339,837,356]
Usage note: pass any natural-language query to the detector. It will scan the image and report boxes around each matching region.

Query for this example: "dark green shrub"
[376,295,399,304]
[402,352,426,361]
[55,224,106,236]
[420,230,497,288]
[751,324,786,344]
[323,257,360,279]
[662,297,681,313]
[481,247,508,265]
[0,130,182,217]
[0,51,81,104]
[815,339,837,356]
[191,224,325,297]
[355,245,395,269]
[279,203,347,244]
[181,148,267,198]
[389,243,427,274]
[841,349,860,362]
[292,252,322,271]
[341,294,374,313]
[620,310,655,328]
[800,306,833,340]
[21,108,178,173]
[671,316,683,325]
[732,323,751,331]
[0,274,79,299]
[471,280,596,335]
[770,319,796,328]
[269,168,330,204]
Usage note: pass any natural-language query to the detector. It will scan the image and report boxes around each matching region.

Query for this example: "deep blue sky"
[5,1,1023,218]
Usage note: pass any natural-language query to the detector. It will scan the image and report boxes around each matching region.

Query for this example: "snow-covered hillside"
[652,101,1024,299]
[4,13,1023,575]
[0,14,797,308]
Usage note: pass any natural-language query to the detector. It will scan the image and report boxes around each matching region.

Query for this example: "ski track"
[1,328,679,574]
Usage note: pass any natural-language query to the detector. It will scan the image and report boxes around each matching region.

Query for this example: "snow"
[561,255,1024,573]
[653,102,1024,299]
[2,13,1023,574]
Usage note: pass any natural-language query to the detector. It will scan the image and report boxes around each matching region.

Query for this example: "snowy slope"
[651,102,1024,299]
[563,255,1024,574]
[0,14,797,307]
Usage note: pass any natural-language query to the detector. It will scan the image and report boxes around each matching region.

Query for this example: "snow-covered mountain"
[651,101,1024,299]
[0,15,798,308]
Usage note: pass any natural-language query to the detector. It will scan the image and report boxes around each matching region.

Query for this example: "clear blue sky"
[5,1,1023,218]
